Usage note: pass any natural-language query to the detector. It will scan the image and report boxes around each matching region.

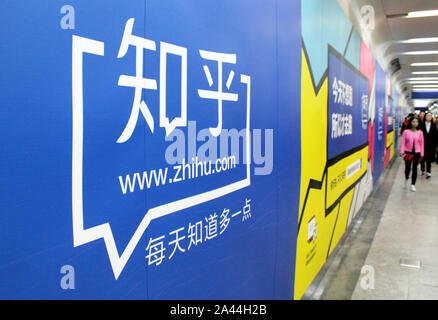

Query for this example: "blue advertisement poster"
[0,0,301,299]
[393,91,401,148]
[387,96,394,133]
[373,62,386,184]
[327,47,369,161]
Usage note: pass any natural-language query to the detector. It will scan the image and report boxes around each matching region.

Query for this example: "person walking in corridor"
[420,112,437,178]
[419,110,426,127]
[400,117,424,192]
[435,116,438,165]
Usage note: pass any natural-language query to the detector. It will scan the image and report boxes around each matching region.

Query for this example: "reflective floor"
[304,156,438,300]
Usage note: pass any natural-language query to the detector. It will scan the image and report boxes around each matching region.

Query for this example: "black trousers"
[405,153,421,185]
[420,158,432,173]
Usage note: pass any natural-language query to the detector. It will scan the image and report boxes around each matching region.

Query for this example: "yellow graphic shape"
[295,49,363,300]
[327,188,354,257]
[326,147,368,210]
[386,130,395,159]
[295,49,329,300]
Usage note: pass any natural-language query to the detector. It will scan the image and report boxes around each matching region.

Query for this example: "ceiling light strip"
[407,10,438,18]
[411,62,438,67]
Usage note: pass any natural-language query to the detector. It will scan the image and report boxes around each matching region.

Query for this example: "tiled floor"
[352,158,438,299]
[304,157,438,300]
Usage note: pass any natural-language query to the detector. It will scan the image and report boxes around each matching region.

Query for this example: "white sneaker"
[427,172,432,178]
[410,185,416,192]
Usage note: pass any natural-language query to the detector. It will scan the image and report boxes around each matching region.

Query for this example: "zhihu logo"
[71,18,257,279]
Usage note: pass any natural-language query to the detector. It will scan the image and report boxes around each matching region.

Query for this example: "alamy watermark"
[360,5,375,32]
[60,265,75,290]
[360,264,375,290]
[60,5,75,30]
[164,121,273,175]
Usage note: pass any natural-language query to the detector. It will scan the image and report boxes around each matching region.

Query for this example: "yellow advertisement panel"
[295,47,369,300]
[326,147,368,212]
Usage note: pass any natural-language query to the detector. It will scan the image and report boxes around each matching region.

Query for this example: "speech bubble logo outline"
[72,35,251,279]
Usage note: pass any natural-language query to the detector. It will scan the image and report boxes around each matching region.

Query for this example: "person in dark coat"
[419,110,426,127]
[420,112,438,178]
[435,116,438,165]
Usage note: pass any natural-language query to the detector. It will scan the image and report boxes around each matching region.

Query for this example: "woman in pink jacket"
[400,116,424,192]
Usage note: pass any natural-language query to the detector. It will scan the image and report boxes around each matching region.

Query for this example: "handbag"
[403,154,414,162]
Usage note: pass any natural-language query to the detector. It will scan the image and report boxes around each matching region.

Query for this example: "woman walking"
[420,112,438,178]
[400,117,424,192]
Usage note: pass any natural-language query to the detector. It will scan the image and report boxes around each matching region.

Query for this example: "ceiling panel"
[399,54,438,64]
[343,0,438,107]
[402,66,438,75]
[382,0,438,16]
[393,42,438,52]
[384,0,438,89]
[388,17,438,40]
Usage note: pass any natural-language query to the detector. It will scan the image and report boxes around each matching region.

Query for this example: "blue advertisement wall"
[392,87,404,149]
[393,89,400,148]
[373,62,386,184]
[295,0,404,299]
[0,0,301,299]
[327,48,369,161]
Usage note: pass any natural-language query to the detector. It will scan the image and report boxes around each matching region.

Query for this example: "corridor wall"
[0,0,301,299]
[295,0,402,299]
[0,0,405,300]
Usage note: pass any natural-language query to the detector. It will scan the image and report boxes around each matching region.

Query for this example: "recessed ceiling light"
[412,87,438,90]
[412,71,438,75]
[408,77,438,80]
[412,88,438,92]
[398,37,438,44]
[400,51,438,55]
[407,9,438,18]
[411,62,438,66]
[412,81,438,84]
[409,81,438,84]
[412,85,438,88]
[413,99,434,107]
